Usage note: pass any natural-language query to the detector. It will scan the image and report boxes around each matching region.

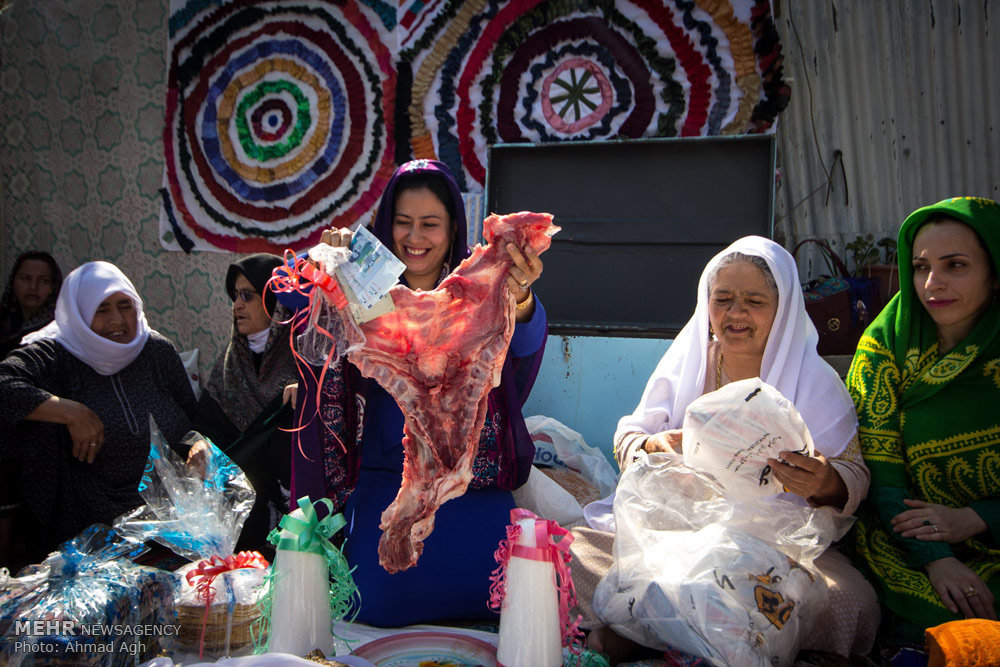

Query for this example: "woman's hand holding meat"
[505,243,543,322]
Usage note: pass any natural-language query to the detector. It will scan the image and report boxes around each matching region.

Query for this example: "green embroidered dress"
[848,197,1000,631]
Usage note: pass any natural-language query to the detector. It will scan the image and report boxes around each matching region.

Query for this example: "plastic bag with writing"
[682,378,813,500]
[526,415,619,497]
[592,452,851,666]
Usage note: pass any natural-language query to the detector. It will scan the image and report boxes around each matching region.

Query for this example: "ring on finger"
[88,442,97,447]
[518,279,528,287]
[963,585,978,597]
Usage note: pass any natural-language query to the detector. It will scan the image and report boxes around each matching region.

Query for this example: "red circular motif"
[541,57,613,134]
[251,98,293,142]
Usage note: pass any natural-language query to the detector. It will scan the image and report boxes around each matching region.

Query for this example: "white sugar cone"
[267,508,334,656]
[496,517,562,667]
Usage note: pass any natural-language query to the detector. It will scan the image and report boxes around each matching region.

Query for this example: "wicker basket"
[173,562,267,657]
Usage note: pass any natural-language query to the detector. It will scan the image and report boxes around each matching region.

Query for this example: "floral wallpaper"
[1,0,239,376]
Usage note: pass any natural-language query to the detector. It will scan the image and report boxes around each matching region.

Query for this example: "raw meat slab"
[343,211,558,572]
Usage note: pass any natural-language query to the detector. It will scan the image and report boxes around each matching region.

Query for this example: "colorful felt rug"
[161,0,788,252]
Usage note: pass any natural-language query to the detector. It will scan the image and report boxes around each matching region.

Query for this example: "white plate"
[352,631,497,667]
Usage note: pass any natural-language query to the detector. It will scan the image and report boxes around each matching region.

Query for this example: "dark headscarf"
[290,159,543,509]
[225,252,283,316]
[208,254,297,432]
[0,251,63,356]
[370,159,470,276]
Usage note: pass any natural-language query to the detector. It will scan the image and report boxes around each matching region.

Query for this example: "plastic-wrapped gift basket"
[114,418,264,659]
[0,524,175,667]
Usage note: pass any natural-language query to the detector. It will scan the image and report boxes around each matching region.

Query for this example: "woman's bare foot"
[587,626,642,665]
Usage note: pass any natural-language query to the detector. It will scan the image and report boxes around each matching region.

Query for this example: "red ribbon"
[266,249,348,310]
[184,551,269,658]
[265,250,351,452]
[489,509,584,656]
[298,262,348,309]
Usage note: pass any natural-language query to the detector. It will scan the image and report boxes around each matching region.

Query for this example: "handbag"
[793,239,882,356]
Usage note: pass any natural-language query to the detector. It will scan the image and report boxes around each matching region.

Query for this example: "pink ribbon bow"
[489,508,584,655]
[267,249,348,310]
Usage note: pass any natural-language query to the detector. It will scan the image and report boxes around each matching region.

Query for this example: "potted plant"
[846,234,899,303]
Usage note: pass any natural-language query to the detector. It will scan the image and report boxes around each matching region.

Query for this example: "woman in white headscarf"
[0,261,198,562]
[574,237,878,662]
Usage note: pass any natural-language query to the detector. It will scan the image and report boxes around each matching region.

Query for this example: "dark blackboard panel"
[486,136,775,336]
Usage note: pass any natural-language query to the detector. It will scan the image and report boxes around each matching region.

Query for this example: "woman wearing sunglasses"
[195,253,299,555]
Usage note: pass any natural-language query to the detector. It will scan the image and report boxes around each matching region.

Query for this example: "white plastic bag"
[683,378,813,500]
[178,348,202,400]
[511,465,585,528]
[526,415,619,497]
[592,452,851,666]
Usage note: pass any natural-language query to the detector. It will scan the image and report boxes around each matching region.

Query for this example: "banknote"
[338,225,406,310]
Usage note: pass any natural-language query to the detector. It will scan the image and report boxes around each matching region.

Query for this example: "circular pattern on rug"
[516,39,637,143]
[496,18,660,144]
[541,57,614,135]
[163,1,396,252]
[397,0,788,191]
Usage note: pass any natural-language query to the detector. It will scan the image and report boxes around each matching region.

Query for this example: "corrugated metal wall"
[774,0,999,277]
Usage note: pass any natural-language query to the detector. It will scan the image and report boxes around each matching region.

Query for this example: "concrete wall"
[522,334,672,463]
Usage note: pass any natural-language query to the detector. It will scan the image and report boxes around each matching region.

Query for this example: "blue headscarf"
[370,159,470,276]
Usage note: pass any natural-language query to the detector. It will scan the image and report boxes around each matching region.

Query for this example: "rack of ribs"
[340,210,558,572]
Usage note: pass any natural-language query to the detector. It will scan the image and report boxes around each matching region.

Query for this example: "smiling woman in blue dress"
[284,159,548,626]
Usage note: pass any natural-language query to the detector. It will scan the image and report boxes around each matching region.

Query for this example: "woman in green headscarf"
[849,196,1000,640]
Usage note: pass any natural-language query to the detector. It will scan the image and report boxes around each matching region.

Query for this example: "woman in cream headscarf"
[575,236,877,661]
[0,261,199,561]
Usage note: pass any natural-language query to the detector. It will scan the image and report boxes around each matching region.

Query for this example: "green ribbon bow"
[268,496,346,555]
[255,496,359,654]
